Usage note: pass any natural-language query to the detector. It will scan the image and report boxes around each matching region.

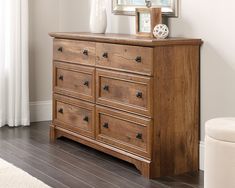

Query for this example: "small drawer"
[53,94,95,138]
[96,106,152,158]
[53,62,95,102]
[53,39,95,66]
[96,43,153,76]
[96,69,153,117]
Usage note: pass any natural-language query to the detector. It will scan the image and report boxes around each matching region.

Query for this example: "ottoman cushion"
[206,118,235,142]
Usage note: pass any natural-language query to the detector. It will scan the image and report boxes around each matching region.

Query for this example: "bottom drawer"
[96,106,152,158]
[53,94,95,138]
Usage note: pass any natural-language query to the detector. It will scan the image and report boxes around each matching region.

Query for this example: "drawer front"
[53,94,95,138]
[53,39,95,66]
[96,106,152,158]
[96,69,153,117]
[53,62,95,102]
[96,43,153,76]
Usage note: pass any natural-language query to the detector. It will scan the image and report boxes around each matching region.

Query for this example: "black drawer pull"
[83,81,89,87]
[103,123,109,129]
[136,91,143,98]
[103,85,109,91]
[136,133,142,139]
[59,75,64,81]
[58,47,63,52]
[83,49,88,56]
[135,56,142,63]
[83,116,89,122]
[58,108,63,114]
[102,52,108,58]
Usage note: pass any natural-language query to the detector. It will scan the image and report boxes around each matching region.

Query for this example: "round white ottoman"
[205,118,235,188]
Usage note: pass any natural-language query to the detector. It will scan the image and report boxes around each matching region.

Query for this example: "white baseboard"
[30,101,52,122]
[200,141,205,171]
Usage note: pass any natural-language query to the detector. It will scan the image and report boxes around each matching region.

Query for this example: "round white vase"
[90,0,107,34]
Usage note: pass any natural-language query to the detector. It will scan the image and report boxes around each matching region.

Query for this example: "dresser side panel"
[153,45,200,177]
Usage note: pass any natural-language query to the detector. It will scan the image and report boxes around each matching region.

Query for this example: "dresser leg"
[50,125,56,142]
[134,161,151,178]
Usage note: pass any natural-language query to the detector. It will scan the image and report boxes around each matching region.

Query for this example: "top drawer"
[53,39,96,66]
[96,43,153,76]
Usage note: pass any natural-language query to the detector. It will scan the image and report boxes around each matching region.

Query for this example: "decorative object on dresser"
[136,8,162,37]
[153,24,169,39]
[49,32,202,179]
[90,0,107,34]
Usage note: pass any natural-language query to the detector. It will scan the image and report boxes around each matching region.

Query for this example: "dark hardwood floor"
[0,121,204,188]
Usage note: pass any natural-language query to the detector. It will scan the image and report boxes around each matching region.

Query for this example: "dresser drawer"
[53,94,95,138]
[53,62,95,102]
[53,39,95,66]
[96,43,153,76]
[96,69,153,117]
[96,106,152,158]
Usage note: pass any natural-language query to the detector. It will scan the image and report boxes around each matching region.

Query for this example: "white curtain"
[0,0,29,127]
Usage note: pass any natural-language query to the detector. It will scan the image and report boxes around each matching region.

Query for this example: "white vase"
[90,0,107,34]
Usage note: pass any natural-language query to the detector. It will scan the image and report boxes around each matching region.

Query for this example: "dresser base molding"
[50,124,152,178]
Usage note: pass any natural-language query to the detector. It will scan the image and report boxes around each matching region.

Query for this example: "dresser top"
[49,32,202,47]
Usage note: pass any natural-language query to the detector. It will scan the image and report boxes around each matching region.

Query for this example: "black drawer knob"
[58,108,63,114]
[102,52,108,58]
[103,123,109,129]
[136,91,143,98]
[136,133,142,140]
[58,47,63,52]
[135,56,142,63]
[103,85,109,91]
[83,49,88,56]
[83,116,89,122]
[59,75,64,81]
[83,81,89,87]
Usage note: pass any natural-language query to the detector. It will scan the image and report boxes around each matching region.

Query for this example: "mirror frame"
[112,0,178,17]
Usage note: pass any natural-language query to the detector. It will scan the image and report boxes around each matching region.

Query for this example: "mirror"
[112,0,178,17]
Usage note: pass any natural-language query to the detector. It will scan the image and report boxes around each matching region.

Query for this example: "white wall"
[29,0,90,103]
[59,0,91,31]
[29,0,235,141]
[170,0,235,141]
[29,0,59,102]
[29,0,91,121]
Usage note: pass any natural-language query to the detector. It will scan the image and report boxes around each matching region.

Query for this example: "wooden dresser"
[49,32,202,179]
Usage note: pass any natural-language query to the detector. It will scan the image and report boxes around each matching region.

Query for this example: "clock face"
[139,12,151,33]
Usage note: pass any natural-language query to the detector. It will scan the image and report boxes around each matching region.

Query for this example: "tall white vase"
[90,0,107,34]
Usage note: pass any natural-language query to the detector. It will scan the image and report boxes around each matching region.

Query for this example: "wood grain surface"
[96,43,153,76]
[49,32,202,47]
[96,69,153,117]
[50,32,202,179]
[152,45,200,177]
[96,105,152,159]
[53,39,96,66]
[54,62,95,102]
[53,94,95,138]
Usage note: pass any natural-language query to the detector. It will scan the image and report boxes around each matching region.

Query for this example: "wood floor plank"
[0,141,93,188]
[0,149,70,188]
[165,172,204,188]
[11,126,167,188]
[0,122,204,188]
[10,137,143,188]
[0,140,120,188]
[21,125,141,175]
[0,125,166,188]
